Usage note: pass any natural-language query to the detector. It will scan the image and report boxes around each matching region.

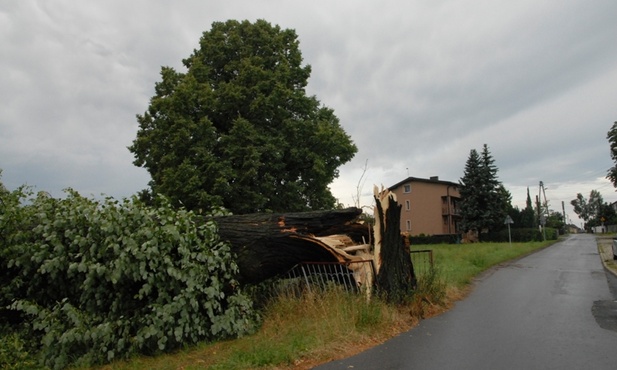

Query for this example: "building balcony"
[442,206,461,216]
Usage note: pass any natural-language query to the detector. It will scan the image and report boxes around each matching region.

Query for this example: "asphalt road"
[315,234,617,370]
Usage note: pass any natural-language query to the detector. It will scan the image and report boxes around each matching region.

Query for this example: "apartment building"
[389,176,461,236]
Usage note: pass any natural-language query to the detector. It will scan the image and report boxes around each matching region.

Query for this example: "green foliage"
[571,190,613,229]
[504,189,536,229]
[606,121,617,187]
[354,300,383,331]
[0,169,7,195]
[408,234,460,245]
[0,188,257,369]
[0,331,42,370]
[515,188,537,228]
[484,228,556,242]
[599,203,617,225]
[571,192,590,222]
[459,148,482,233]
[459,144,510,238]
[545,211,565,230]
[129,19,357,214]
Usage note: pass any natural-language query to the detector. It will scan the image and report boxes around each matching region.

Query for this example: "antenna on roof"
[406,167,409,177]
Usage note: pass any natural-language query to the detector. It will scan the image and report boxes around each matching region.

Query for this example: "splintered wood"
[211,186,412,299]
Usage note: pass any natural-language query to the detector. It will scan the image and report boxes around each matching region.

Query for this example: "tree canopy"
[129,19,357,214]
[0,169,7,195]
[459,144,510,237]
[519,187,536,228]
[606,121,617,187]
[571,189,615,229]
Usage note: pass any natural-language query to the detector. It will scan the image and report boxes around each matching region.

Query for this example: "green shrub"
[483,228,557,242]
[414,266,446,303]
[0,330,42,370]
[408,234,459,245]
[0,188,257,369]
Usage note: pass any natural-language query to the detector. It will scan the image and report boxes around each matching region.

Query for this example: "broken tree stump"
[373,186,417,303]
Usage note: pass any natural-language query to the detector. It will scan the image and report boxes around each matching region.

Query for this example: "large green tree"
[606,121,617,187]
[571,189,605,228]
[459,144,509,238]
[130,20,357,214]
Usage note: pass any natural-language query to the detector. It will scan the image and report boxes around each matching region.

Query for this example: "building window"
[405,200,410,211]
[406,220,411,231]
[404,184,411,193]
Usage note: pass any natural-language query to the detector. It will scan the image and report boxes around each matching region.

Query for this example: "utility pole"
[537,182,550,219]
[538,181,550,240]
[562,201,566,233]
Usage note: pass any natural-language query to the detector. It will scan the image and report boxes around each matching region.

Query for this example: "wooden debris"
[210,187,416,300]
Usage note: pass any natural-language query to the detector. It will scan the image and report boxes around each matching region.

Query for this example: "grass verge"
[595,234,617,276]
[417,240,556,288]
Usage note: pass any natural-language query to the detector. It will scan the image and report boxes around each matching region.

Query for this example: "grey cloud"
[1,0,617,225]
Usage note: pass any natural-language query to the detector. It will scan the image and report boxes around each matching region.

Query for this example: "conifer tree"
[519,187,536,228]
[459,148,483,235]
[481,144,508,232]
[459,144,509,239]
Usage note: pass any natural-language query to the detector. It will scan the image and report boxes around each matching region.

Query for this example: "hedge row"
[407,228,559,245]
[0,187,257,369]
[483,227,559,242]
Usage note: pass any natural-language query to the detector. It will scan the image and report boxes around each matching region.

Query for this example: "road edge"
[595,234,617,278]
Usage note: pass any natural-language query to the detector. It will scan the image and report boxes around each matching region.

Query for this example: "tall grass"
[96,288,411,370]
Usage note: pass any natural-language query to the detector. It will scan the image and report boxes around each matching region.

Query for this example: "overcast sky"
[2,0,617,226]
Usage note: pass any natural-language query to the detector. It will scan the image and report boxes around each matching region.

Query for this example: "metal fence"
[278,250,434,294]
[280,260,375,294]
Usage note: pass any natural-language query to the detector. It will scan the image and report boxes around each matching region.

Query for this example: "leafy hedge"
[408,234,460,245]
[406,228,559,245]
[0,187,257,369]
[483,227,558,242]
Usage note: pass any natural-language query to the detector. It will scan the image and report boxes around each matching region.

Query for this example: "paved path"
[315,234,617,370]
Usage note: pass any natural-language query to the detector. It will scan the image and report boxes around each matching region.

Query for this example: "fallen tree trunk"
[211,208,371,284]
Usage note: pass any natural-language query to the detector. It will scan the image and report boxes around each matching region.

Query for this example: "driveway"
[315,234,617,370]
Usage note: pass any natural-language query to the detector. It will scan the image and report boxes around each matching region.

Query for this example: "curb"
[596,235,617,278]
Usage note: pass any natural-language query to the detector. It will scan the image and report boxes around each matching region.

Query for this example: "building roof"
[389,176,459,190]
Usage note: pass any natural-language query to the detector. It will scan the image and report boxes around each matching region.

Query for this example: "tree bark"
[211,208,370,284]
[374,188,417,303]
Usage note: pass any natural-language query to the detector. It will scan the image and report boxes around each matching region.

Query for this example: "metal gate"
[280,260,375,294]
